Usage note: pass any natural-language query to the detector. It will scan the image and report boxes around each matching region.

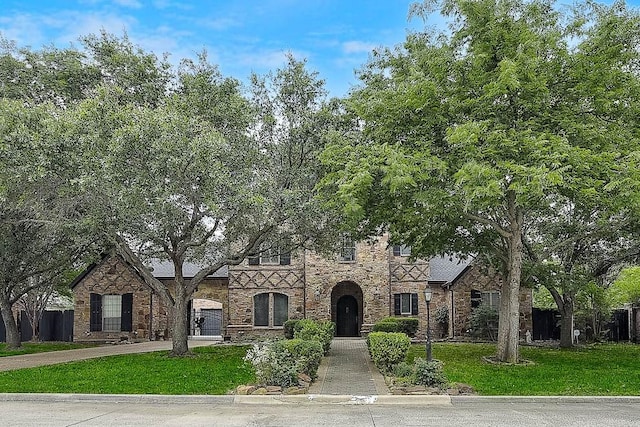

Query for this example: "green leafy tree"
[0,100,94,349]
[320,0,640,362]
[70,52,338,356]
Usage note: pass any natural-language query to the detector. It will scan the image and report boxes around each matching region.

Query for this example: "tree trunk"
[496,219,523,363]
[559,302,574,348]
[0,298,21,350]
[547,287,574,348]
[168,267,191,357]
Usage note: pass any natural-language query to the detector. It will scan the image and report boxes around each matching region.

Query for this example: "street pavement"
[1,338,639,426]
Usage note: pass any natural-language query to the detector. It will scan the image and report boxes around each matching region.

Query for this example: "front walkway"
[309,338,388,395]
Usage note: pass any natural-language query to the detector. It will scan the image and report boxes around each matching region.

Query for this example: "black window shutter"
[121,293,133,332]
[471,290,481,309]
[411,293,419,315]
[393,294,401,315]
[393,245,401,256]
[90,293,102,332]
[248,256,259,265]
[279,252,291,265]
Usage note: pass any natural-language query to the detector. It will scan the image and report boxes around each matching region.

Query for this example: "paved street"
[1,338,639,426]
[1,396,639,426]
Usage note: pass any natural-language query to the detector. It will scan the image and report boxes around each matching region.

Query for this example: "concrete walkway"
[309,338,388,396]
[0,340,219,372]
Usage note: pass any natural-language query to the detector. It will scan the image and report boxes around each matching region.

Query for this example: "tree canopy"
[320,0,640,362]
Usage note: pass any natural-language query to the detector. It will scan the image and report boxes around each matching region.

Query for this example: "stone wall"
[227,250,305,341]
[448,264,532,339]
[304,236,391,332]
[72,255,168,342]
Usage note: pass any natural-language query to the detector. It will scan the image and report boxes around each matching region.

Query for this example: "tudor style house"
[70,234,532,342]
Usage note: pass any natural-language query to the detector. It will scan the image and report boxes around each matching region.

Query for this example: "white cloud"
[342,40,377,54]
[113,0,143,8]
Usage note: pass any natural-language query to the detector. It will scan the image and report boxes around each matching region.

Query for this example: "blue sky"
[0,1,637,98]
[0,0,428,97]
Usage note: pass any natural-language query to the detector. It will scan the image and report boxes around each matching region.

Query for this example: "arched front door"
[336,295,359,337]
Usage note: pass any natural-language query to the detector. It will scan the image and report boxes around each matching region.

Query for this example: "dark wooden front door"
[336,295,359,337]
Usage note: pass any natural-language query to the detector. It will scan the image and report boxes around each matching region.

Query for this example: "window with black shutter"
[394,293,418,315]
[90,293,102,332]
[248,256,260,265]
[471,290,482,309]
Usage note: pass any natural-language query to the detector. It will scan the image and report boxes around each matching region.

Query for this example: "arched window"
[253,292,289,327]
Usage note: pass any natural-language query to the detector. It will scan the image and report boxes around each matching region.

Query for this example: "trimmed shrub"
[244,341,298,388]
[371,319,400,333]
[413,358,448,389]
[372,317,419,337]
[283,319,300,339]
[281,338,323,380]
[396,317,419,337]
[367,331,410,373]
[294,319,334,355]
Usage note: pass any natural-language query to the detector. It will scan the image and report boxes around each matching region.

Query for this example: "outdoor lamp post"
[424,288,433,362]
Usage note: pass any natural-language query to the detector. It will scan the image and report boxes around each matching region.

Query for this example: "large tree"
[0,100,91,349]
[320,0,640,362]
[71,53,337,356]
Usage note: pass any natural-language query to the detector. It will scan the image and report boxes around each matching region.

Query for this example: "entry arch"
[331,281,363,337]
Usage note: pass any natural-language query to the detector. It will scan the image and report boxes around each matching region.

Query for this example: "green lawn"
[0,342,100,357]
[0,345,253,394]
[408,342,640,396]
[1,342,638,395]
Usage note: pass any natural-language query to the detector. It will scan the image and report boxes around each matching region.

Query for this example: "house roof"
[428,254,473,284]
[147,259,228,279]
[70,255,229,289]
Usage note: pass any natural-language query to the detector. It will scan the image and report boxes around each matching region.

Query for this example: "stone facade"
[443,264,533,339]
[71,255,169,342]
[72,241,533,343]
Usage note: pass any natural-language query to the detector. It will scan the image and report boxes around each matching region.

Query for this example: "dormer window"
[338,234,356,262]
[247,245,291,266]
[393,245,412,257]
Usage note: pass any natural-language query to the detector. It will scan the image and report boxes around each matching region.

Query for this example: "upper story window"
[338,234,356,262]
[393,245,412,257]
[248,245,291,266]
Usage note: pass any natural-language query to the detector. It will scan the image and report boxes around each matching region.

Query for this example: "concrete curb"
[0,393,453,405]
[450,395,640,404]
[5,393,638,405]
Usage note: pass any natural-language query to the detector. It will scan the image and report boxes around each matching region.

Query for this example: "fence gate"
[191,308,222,336]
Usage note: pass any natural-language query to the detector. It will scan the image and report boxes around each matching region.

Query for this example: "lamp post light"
[424,288,433,362]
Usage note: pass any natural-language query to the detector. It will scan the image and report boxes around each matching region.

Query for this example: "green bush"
[392,361,414,378]
[244,341,298,388]
[413,358,448,389]
[367,331,411,373]
[397,318,419,337]
[283,320,300,339]
[293,319,335,355]
[469,305,499,341]
[372,317,419,337]
[280,339,323,380]
[371,320,400,333]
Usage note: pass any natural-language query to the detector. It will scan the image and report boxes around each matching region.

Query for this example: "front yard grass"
[0,342,100,357]
[0,345,253,394]
[1,342,638,395]
[407,342,640,395]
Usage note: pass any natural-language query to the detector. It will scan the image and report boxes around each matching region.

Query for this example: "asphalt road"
[0,396,639,426]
